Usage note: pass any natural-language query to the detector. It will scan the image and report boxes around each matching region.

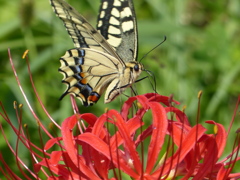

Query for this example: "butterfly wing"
[97,0,138,62]
[50,0,142,106]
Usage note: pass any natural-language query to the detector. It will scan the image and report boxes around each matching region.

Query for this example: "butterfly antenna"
[139,36,167,63]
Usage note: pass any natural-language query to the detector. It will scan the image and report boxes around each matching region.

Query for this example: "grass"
[0,0,240,177]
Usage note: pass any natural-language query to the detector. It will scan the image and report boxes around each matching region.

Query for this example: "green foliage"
[0,0,240,177]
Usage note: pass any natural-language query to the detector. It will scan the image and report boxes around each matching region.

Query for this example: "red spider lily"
[1,50,240,179]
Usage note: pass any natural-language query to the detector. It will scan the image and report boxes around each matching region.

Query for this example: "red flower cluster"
[1,93,240,179]
[1,50,240,179]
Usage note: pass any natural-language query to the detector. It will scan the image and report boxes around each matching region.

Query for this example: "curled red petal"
[49,151,62,165]
[79,113,98,126]
[107,109,142,175]
[121,95,149,120]
[145,102,168,173]
[91,113,109,137]
[205,120,227,158]
[110,115,143,149]
[165,107,190,125]
[44,137,63,151]
[144,93,180,106]
[61,115,78,165]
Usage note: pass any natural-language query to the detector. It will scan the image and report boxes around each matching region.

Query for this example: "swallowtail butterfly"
[50,0,144,106]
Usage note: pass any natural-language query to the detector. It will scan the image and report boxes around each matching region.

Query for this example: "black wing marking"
[97,0,138,62]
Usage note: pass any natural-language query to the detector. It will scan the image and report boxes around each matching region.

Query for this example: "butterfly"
[50,0,144,106]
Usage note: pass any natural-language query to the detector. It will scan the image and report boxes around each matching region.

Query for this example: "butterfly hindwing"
[59,48,125,106]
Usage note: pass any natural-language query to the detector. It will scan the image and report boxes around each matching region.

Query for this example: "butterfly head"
[125,61,144,79]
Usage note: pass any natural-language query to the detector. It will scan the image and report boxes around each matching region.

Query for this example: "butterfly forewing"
[50,0,143,106]
[97,0,138,62]
[50,0,120,59]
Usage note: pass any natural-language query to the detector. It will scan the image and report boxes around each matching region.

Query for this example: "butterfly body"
[50,0,143,106]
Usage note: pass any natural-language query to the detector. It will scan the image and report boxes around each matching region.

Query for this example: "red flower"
[1,50,240,179]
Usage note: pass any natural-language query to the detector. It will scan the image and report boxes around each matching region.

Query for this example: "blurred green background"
[0,0,240,178]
